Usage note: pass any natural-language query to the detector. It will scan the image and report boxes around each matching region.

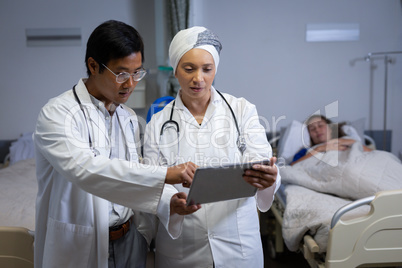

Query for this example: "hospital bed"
[263,120,402,268]
[0,133,36,268]
[0,132,36,231]
[267,186,402,268]
[0,158,36,231]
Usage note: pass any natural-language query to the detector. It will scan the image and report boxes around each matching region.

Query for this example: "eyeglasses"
[102,63,147,83]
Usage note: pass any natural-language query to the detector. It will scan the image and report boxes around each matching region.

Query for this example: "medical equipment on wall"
[72,85,136,159]
[157,90,246,166]
[362,51,402,150]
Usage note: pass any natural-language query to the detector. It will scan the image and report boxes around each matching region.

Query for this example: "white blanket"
[0,158,37,231]
[281,184,370,252]
[279,143,402,252]
[282,142,402,200]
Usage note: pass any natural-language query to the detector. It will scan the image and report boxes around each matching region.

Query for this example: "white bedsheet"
[279,143,402,252]
[282,142,402,200]
[281,184,370,252]
[0,158,36,231]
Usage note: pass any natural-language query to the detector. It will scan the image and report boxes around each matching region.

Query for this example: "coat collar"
[73,78,93,105]
[73,78,130,115]
[174,86,224,111]
[172,86,226,127]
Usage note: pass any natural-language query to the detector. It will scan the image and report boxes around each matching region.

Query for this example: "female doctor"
[144,26,281,268]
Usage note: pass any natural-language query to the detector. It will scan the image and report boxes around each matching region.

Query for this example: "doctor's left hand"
[170,192,201,216]
[243,157,278,189]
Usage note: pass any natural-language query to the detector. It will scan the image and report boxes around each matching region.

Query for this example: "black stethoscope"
[73,85,136,158]
[159,90,246,165]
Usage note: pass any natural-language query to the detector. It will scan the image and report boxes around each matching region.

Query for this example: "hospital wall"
[0,0,401,157]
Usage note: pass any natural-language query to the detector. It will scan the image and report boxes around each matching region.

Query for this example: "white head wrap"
[169,26,222,74]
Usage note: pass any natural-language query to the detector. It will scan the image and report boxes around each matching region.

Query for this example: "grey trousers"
[108,221,148,268]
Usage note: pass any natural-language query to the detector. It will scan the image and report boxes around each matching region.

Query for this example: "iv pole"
[364,51,402,150]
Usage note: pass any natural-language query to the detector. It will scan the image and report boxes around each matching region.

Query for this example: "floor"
[260,209,311,268]
[262,236,310,268]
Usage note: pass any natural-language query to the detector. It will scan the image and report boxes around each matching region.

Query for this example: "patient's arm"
[336,138,373,152]
[290,138,372,165]
[290,147,323,165]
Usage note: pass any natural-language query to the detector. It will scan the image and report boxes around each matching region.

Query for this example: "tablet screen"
[186,159,269,205]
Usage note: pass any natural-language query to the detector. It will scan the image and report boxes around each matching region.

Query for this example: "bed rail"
[326,189,402,268]
[330,195,375,229]
[0,226,34,267]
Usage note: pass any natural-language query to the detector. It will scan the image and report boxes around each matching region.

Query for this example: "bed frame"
[326,189,402,267]
[267,189,402,268]
[0,226,34,267]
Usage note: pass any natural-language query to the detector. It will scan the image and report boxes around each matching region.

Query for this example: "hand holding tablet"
[186,159,270,206]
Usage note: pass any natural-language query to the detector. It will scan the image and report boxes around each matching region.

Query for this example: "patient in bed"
[280,115,402,255]
[282,114,402,201]
[291,115,372,165]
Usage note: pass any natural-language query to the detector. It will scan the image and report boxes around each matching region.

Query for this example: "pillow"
[347,118,365,142]
[9,132,35,165]
[277,120,310,164]
[341,125,362,143]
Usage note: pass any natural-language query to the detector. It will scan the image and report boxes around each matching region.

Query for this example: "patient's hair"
[85,20,144,77]
[306,115,346,145]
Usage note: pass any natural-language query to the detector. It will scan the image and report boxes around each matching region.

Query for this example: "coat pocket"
[42,217,94,268]
[236,198,262,258]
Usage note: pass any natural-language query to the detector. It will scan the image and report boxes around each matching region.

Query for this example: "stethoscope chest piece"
[237,135,246,154]
[91,148,101,157]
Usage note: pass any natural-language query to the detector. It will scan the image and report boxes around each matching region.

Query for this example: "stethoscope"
[158,90,246,166]
[73,85,136,159]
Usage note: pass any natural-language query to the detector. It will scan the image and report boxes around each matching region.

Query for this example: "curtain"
[167,0,190,42]
[164,0,190,96]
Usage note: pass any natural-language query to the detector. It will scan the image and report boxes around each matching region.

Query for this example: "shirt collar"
[86,86,118,115]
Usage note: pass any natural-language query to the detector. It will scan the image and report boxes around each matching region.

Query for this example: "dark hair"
[85,20,144,77]
[305,115,346,145]
[306,115,332,126]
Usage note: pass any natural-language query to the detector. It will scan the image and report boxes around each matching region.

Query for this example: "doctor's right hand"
[170,192,201,216]
[165,162,198,188]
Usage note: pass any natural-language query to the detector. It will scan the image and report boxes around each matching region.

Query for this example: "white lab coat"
[144,87,281,268]
[34,79,166,268]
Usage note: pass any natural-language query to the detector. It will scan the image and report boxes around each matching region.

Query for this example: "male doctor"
[34,20,198,268]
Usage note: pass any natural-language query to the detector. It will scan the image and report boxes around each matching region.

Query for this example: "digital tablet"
[186,159,270,206]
